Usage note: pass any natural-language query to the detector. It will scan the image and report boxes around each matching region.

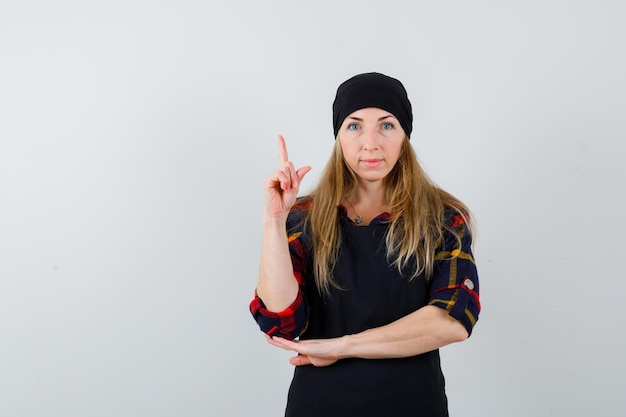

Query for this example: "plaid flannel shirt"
[250,206,480,340]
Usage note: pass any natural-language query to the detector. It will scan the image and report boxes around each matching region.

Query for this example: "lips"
[361,158,383,168]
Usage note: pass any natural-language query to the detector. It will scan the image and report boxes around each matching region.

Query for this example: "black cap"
[332,72,413,138]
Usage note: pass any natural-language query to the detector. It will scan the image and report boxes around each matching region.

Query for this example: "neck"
[352,180,387,206]
[344,181,390,225]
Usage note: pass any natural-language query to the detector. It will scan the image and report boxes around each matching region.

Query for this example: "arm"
[266,211,480,366]
[342,305,468,358]
[255,135,310,310]
[267,305,467,366]
[256,216,300,312]
[249,136,311,339]
[250,215,310,339]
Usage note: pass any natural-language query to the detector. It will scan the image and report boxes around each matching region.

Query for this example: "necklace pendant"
[355,216,363,225]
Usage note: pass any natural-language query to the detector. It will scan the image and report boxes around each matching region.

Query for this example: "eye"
[381,122,394,130]
[347,123,360,131]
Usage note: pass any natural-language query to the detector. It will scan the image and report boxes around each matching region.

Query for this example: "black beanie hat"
[332,72,413,138]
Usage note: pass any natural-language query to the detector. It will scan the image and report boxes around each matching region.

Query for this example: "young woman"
[250,72,480,416]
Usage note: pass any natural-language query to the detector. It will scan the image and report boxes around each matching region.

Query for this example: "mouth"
[361,158,383,168]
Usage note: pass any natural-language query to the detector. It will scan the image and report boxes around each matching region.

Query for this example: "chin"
[356,172,390,183]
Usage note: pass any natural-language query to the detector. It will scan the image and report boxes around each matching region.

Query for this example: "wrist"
[263,212,288,228]
[338,334,354,360]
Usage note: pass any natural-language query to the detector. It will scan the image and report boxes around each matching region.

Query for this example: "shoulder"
[438,205,474,252]
[437,188,472,231]
[443,206,470,229]
[440,190,474,231]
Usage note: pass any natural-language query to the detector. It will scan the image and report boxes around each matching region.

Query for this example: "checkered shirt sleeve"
[428,213,481,335]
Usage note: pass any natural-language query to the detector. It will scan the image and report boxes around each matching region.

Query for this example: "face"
[338,107,406,184]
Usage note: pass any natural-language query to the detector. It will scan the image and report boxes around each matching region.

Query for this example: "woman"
[250,72,480,416]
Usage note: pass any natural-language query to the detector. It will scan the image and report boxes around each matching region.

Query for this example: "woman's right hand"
[263,135,311,220]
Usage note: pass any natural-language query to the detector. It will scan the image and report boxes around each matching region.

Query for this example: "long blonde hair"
[298,137,472,296]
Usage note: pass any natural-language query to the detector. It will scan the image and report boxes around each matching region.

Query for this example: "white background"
[1,1,625,416]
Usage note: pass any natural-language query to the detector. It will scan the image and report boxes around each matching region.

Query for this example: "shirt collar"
[338,204,391,226]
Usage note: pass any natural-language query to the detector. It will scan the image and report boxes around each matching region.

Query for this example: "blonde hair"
[298,137,472,296]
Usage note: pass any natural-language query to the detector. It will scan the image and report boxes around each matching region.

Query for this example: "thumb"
[289,355,312,366]
[296,166,312,182]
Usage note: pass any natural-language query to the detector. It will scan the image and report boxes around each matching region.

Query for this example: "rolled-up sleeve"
[428,213,481,335]
[249,289,308,339]
[249,215,311,340]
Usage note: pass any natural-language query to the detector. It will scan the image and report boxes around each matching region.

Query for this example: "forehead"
[345,107,397,120]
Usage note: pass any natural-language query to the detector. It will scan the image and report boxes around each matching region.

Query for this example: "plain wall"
[1,1,625,416]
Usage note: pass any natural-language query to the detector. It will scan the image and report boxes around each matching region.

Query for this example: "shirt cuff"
[249,291,309,340]
[429,277,481,335]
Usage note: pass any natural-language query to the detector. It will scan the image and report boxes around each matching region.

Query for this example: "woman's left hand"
[265,335,347,367]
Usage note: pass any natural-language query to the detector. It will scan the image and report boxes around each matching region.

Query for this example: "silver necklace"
[346,201,363,224]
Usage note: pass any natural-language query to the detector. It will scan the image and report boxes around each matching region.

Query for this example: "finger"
[265,169,285,187]
[265,335,297,351]
[278,135,289,165]
[288,166,311,189]
[290,355,312,366]
[265,334,278,345]
[265,335,286,350]
[280,162,304,190]
[284,161,296,180]
[296,166,312,182]
[269,336,296,349]
[284,162,300,189]
[276,169,291,191]
[289,163,300,188]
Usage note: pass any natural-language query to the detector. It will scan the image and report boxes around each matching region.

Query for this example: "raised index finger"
[277,135,289,165]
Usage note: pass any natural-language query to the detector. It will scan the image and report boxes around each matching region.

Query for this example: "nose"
[363,127,380,150]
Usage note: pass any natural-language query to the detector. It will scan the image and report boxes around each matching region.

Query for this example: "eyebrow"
[347,115,396,122]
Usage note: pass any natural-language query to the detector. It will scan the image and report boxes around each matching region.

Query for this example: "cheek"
[389,143,404,163]
[339,139,356,158]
